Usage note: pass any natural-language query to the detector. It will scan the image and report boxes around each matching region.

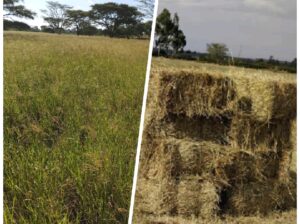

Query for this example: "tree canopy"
[41,1,72,33]
[206,43,229,63]
[4,0,36,19]
[90,3,143,37]
[66,10,90,35]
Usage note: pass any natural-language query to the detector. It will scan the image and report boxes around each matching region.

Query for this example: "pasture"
[4,31,149,223]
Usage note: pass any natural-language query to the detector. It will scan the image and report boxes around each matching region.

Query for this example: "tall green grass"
[4,31,149,223]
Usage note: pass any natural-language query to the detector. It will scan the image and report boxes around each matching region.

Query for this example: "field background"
[4,31,149,223]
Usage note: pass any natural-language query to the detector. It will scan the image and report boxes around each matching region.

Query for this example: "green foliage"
[66,10,91,35]
[39,2,150,38]
[42,1,72,34]
[156,9,186,54]
[4,31,148,223]
[207,43,229,63]
[4,0,36,19]
[4,19,31,31]
[90,3,143,37]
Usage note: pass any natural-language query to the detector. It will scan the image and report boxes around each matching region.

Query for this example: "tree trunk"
[76,26,79,36]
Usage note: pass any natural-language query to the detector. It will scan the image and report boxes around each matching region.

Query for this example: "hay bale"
[144,138,235,177]
[229,116,291,152]
[215,151,280,186]
[177,176,219,218]
[176,140,226,176]
[215,151,257,186]
[166,139,232,176]
[140,137,231,178]
[152,69,296,122]
[234,77,296,121]
[158,71,236,118]
[224,177,296,216]
[139,139,181,180]
[135,177,177,216]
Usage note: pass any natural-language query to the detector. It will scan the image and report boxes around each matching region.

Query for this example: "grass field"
[4,31,149,223]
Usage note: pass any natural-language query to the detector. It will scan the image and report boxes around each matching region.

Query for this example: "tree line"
[154,8,296,73]
[4,0,154,38]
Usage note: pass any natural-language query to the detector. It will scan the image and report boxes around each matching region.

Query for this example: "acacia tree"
[135,0,155,19]
[66,10,89,35]
[42,1,72,33]
[4,0,36,19]
[90,3,142,37]
[207,43,229,63]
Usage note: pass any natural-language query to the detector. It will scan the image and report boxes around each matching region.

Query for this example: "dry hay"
[151,68,296,122]
[215,151,280,186]
[234,77,296,121]
[134,61,296,222]
[141,139,280,184]
[229,116,291,152]
[135,177,177,216]
[138,139,181,180]
[290,120,296,173]
[224,175,296,216]
[158,71,236,118]
[177,176,219,219]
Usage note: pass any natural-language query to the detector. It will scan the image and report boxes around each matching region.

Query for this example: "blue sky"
[15,0,139,27]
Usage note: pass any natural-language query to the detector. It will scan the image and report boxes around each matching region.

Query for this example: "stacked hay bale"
[134,67,296,221]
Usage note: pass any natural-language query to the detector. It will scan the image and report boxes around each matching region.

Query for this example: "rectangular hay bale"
[235,77,296,121]
[177,175,219,219]
[224,177,296,216]
[158,71,236,118]
[229,116,291,152]
[135,177,177,216]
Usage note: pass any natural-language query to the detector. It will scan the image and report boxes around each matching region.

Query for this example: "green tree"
[41,1,72,34]
[207,43,229,63]
[156,9,173,53]
[90,3,142,37]
[4,0,36,19]
[156,9,186,55]
[79,23,98,36]
[4,19,31,31]
[66,10,89,35]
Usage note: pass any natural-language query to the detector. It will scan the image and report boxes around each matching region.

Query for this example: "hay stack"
[134,65,296,221]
